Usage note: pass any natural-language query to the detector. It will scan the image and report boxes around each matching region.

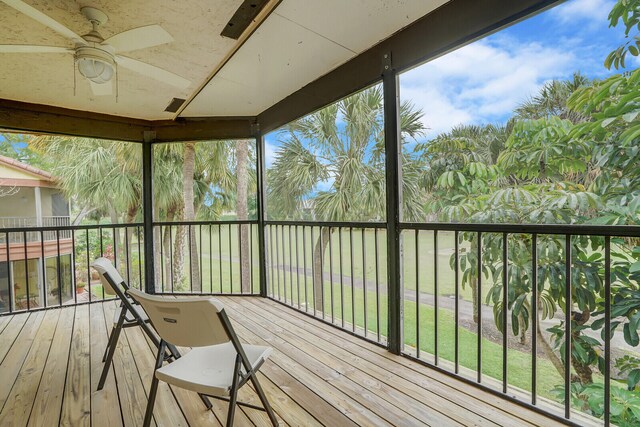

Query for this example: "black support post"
[256,132,269,297]
[142,135,156,294]
[383,53,403,355]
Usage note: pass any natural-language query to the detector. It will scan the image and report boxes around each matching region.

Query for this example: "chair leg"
[98,311,126,390]
[226,356,242,427]
[144,340,166,427]
[143,376,159,427]
[102,326,115,362]
[249,371,279,426]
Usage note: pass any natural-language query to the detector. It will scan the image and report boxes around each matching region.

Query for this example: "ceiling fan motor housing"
[75,45,115,84]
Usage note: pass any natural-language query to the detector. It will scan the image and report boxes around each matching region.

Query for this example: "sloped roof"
[0,154,54,181]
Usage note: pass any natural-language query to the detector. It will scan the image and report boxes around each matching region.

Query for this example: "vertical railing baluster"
[86,229,91,302]
[210,225,213,293]
[188,224,193,293]
[71,229,77,305]
[375,228,380,343]
[329,227,335,323]
[350,227,355,331]
[604,236,611,427]
[24,231,29,310]
[99,228,104,299]
[39,230,46,308]
[281,225,286,303]
[434,230,439,365]
[199,225,203,294]
[310,226,315,311]
[477,231,482,383]
[564,235,572,420]
[218,224,223,293]
[125,226,131,287]
[415,229,420,359]
[320,226,325,319]
[339,227,344,327]
[112,227,117,285]
[502,232,508,393]
[169,226,174,293]
[159,225,164,293]
[276,225,281,301]
[531,233,538,405]
[454,231,459,373]
[269,225,275,297]
[137,226,142,290]
[238,224,243,294]
[6,232,12,313]
[295,225,300,308]
[303,226,308,311]
[250,224,254,293]
[228,224,233,294]
[362,228,367,338]
[289,225,293,305]
[56,230,62,306]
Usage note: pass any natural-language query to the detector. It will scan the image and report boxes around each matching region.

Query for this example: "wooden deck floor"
[0,297,568,426]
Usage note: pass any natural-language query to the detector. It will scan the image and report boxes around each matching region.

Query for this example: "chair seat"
[113,302,149,325]
[155,341,272,397]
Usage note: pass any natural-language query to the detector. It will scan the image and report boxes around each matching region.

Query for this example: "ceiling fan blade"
[0,45,71,53]
[1,0,84,44]
[104,24,173,53]
[116,56,190,89]
[90,81,113,96]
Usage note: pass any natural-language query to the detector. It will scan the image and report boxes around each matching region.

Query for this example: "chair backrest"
[127,288,230,348]
[91,257,126,297]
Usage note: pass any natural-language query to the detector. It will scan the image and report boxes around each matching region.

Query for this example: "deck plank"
[89,303,123,427]
[0,309,60,426]
[0,297,592,427]
[60,304,91,427]
[0,312,30,364]
[250,297,560,427]
[28,306,75,426]
[101,301,155,427]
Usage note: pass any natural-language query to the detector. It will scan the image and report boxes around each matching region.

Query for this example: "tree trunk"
[236,139,251,293]
[571,309,593,385]
[182,142,201,291]
[123,205,137,287]
[535,294,565,378]
[162,206,177,290]
[312,227,332,313]
[471,278,479,324]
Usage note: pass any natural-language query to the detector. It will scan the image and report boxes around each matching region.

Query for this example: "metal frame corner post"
[383,54,403,355]
[256,132,269,297]
[142,136,156,294]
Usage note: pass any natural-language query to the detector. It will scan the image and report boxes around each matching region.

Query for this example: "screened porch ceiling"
[0,0,446,121]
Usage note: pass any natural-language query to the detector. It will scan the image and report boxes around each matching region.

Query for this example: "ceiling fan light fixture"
[75,46,115,84]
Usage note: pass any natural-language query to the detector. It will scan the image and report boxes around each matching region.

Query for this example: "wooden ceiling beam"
[0,99,257,142]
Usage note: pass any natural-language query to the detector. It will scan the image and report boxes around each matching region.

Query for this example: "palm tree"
[236,139,251,292]
[29,136,142,283]
[268,85,425,311]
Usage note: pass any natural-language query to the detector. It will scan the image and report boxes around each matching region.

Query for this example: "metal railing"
[0,223,143,315]
[152,220,260,295]
[396,222,640,426]
[264,221,388,345]
[0,216,71,243]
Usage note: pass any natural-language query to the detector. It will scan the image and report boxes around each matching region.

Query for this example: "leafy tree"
[606,0,640,70]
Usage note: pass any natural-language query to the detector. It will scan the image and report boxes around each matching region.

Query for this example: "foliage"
[555,383,640,426]
[606,0,640,69]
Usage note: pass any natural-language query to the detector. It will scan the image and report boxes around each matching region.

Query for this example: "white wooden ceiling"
[0,0,448,120]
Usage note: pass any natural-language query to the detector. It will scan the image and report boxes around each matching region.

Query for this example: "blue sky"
[265,0,631,164]
[399,0,627,141]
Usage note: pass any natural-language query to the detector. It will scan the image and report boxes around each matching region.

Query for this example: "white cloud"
[399,38,574,139]
[551,0,613,24]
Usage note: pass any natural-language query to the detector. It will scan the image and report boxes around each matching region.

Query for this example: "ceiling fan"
[0,0,191,96]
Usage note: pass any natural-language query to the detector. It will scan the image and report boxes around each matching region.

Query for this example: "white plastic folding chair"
[127,288,279,427]
[91,258,212,410]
